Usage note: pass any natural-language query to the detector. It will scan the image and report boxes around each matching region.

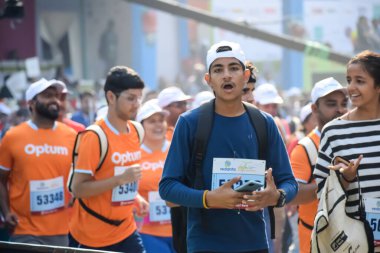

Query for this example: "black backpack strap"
[243,102,267,160]
[243,102,276,239]
[78,199,124,226]
[192,99,215,190]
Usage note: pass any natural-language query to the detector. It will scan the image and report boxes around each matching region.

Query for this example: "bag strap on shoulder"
[192,99,215,189]
[129,120,144,145]
[242,102,267,161]
[298,136,318,183]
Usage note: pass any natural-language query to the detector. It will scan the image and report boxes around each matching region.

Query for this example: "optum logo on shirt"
[24,144,69,157]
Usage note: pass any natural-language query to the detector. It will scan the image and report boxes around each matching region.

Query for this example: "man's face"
[258,103,279,117]
[81,94,94,114]
[242,82,255,104]
[114,89,143,121]
[165,100,187,126]
[205,57,250,103]
[33,87,61,120]
[313,90,348,127]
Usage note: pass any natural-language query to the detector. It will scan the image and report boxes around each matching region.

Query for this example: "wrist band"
[341,173,357,183]
[203,190,210,209]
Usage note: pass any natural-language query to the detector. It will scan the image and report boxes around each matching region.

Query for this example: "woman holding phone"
[313,50,380,249]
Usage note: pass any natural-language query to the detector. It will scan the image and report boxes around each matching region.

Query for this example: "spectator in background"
[290,77,348,253]
[242,61,257,104]
[53,79,85,133]
[0,103,11,138]
[157,86,191,141]
[71,91,95,127]
[0,78,76,246]
[191,91,214,110]
[136,99,175,253]
[299,102,317,136]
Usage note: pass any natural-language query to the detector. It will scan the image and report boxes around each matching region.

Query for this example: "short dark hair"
[245,60,257,84]
[348,50,380,88]
[104,66,145,94]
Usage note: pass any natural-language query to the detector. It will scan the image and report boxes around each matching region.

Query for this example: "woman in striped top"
[313,50,380,246]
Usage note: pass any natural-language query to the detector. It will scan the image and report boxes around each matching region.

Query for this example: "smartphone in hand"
[235,180,263,192]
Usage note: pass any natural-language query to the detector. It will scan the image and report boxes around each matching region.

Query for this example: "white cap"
[136,99,169,123]
[157,86,192,108]
[25,78,66,101]
[299,102,312,123]
[254,83,283,105]
[311,77,346,104]
[206,41,246,71]
[192,91,214,109]
[0,103,11,115]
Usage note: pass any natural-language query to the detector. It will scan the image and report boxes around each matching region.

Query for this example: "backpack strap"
[192,99,215,189]
[129,120,144,145]
[298,136,318,183]
[242,102,267,161]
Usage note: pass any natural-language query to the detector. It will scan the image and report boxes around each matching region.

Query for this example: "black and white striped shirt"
[313,118,380,216]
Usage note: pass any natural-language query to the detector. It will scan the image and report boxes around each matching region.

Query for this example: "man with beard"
[0,78,77,246]
[289,77,348,253]
[69,66,148,252]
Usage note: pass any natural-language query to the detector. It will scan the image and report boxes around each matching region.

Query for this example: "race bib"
[148,191,170,223]
[30,177,64,215]
[112,166,138,206]
[211,158,265,190]
[364,197,380,243]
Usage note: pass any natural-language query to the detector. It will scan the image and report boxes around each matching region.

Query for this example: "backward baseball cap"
[25,78,66,102]
[206,41,246,71]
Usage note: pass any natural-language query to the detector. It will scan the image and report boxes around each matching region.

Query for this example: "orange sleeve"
[75,131,101,175]
[290,144,312,183]
[0,131,13,171]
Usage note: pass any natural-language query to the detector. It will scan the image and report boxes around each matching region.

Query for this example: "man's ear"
[204,73,210,85]
[244,69,251,82]
[311,103,318,114]
[106,90,116,105]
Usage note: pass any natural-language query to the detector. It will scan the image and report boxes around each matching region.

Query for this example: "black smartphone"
[235,180,263,192]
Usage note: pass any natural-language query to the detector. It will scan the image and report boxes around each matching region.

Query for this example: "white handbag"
[311,169,374,253]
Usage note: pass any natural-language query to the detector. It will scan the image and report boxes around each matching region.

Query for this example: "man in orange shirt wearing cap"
[0,78,77,246]
[290,77,348,253]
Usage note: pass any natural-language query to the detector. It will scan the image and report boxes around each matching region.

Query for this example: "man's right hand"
[4,212,18,233]
[118,164,142,185]
[205,177,246,209]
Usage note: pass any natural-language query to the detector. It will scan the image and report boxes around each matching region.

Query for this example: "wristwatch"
[275,189,286,207]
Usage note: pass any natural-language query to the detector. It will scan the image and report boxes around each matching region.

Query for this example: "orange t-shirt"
[139,140,172,237]
[69,119,141,247]
[165,126,174,141]
[290,130,319,253]
[0,121,76,236]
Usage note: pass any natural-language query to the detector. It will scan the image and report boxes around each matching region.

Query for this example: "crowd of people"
[0,40,379,253]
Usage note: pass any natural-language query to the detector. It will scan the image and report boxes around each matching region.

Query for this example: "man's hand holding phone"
[234,180,263,193]
[239,168,282,212]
